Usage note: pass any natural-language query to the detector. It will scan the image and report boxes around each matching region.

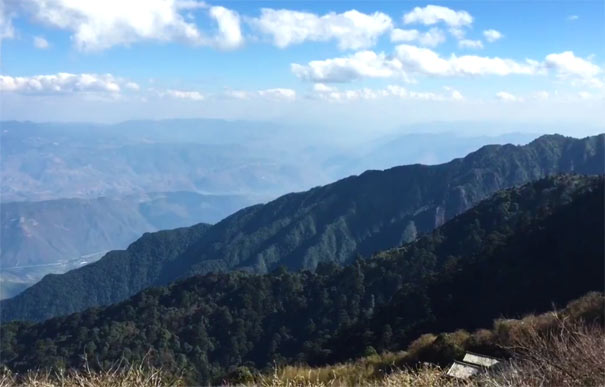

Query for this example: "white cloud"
[209,6,243,49]
[313,83,335,92]
[567,15,579,21]
[125,82,140,90]
[391,27,445,47]
[458,39,483,49]
[390,29,419,42]
[224,88,296,100]
[403,5,473,28]
[224,90,250,99]
[0,73,129,94]
[33,36,49,49]
[483,29,503,43]
[0,0,15,42]
[449,27,466,40]
[291,50,403,83]
[257,88,296,100]
[312,84,464,102]
[20,0,242,51]
[293,45,542,83]
[544,51,601,83]
[394,44,539,76]
[249,8,392,50]
[544,51,603,89]
[443,86,464,100]
[496,91,522,102]
[578,91,592,99]
[164,89,205,100]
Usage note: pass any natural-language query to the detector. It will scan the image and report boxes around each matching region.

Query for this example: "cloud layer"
[0,73,130,93]
[16,0,242,51]
[312,83,463,102]
[249,9,392,50]
[403,5,473,28]
[292,44,545,83]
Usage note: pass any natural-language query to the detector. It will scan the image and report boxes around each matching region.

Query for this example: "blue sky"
[0,0,603,132]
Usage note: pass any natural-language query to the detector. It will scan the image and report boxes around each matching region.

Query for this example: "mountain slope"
[0,192,256,300]
[0,223,211,321]
[1,134,603,322]
[1,175,602,384]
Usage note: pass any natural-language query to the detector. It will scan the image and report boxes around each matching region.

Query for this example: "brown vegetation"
[253,292,605,387]
[1,292,602,386]
[0,363,183,387]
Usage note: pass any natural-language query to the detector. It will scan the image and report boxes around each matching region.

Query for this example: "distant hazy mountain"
[2,134,602,322]
[0,192,258,299]
[1,120,541,202]
[0,119,541,299]
[2,175,601,384]
[0,120,333,202]
[323,132,538,176]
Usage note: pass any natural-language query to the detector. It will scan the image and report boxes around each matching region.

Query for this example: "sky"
[0,0,604,134]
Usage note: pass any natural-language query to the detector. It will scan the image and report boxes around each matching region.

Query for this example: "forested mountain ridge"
[0,192,256,300]
[1,134,603,322]
[1,175,602,385]
[0,223,211,322]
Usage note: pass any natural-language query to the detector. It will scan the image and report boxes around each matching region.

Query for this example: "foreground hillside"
[248,292,604,387]
[1,175,602,385]
[2,292,602,386]
[2,134,603,322]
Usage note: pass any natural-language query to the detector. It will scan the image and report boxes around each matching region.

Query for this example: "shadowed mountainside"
[1,134,603,322]
[1,175,602,385]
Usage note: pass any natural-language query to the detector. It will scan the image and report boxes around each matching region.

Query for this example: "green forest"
[2,134,603,323]
[2,175,602,385]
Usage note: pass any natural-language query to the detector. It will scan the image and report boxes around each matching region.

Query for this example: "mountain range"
[1,133,602,322]
[1,120,537,203]
[1,174,602,384]
[0,120,537,301]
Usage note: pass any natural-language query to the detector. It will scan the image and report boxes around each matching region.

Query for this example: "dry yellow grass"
[256,363,465,387]
[0,363,184,387]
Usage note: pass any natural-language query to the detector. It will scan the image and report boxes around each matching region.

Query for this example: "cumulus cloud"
[567,15,579,21]
[544,51,601,84]
[0,73,132,94]
[291,50,403,83]
[0,0,15,42]
[19,0,242,51]
[483,29,503,43]
[125,82,140,90]
[257,88,296,100]
[449,27,466,40]
[224,88,296,100]
[496,91,521,102]
[458,39,483,49]
[224,90,250,99]
[33,36,49,49]
[164,89,205,100]
[295,46,605,90]
[209,6,243,49]
[249,8,392,50]
[390,27,445,47]
[394,44,539,76]
[312,83,463,102]
[292,45,542,83]
[403,5,473,28]
[313,83,335,93]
